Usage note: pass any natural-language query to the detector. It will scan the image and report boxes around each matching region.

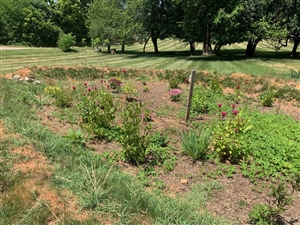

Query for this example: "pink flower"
[185,78,189,84]
[232,104,236,109]
[218,103,222,108]
[47,115,50,119]
[233,110,238,116]
[142,114,145,119]
[237,85,240,89]
[221,111,227,118]
[245,81,248,85]
[169,89,182,96]
[107,84,110,89]
[84,82,87,87]
[88,88,91,92]
[72,86,76,90]
[94,87,97,90]
[122,69,126,74]
[83,92,86,96]
[100,80,104,83]
[99,74,103,77]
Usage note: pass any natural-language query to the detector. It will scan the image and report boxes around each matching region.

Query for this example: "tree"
[55,0,89,44]
[87,0,145,53]
[141,0,179,53]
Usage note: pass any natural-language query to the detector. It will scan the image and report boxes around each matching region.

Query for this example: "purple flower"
[218,103,222,108]
[233,110,238,116]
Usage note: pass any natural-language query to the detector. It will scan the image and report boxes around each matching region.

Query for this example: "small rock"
[34,80,41,84]
[12,74,21,80]
[180,179,188,185]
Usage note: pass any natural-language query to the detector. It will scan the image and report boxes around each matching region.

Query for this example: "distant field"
[0,40,299,76]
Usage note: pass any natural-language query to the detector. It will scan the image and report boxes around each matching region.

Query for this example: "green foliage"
[259,89,276,107]
[57,32,76,52]
[119,102,152,164]
[53,88,73,108]
[240,111,300,181]
[65,128,86,146]
[209,75,223,94]
[274,85,300,102]
[181,127,211,162]
[76,89,116,138]
[121,82,138,100]
[248,182,299,225]
[212,111,252,162]
[191,86,224,115]
[289,69,300,80]
[168,76,182,89]
[149,131,168,148]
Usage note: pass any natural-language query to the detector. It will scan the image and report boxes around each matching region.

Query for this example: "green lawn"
[1,40,299,76]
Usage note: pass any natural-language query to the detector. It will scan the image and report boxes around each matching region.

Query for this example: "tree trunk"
[290,39,299,57]
[189,42,195,55]
[107,44,111,53]
[143,36,151,53]
[245,39,259,57]
[121,43,125,54]
[214,44,221,55]
[151,29,159,54]
[202,42,211,55]
[202,23,211,55]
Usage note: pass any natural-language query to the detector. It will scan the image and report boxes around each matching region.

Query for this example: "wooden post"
[185,70,196,122]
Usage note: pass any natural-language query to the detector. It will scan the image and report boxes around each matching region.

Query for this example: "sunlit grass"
[1,40,299,77]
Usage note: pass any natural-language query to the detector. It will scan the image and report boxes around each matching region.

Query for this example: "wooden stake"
[185,70,196,122]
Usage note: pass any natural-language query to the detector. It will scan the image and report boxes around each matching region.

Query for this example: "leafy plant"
[259,89,276,107]
[108,77,122,92]
[76,89,116,138]
[181,127,211,163]
[121,82,138,101]
[64,128,86,146]
[248,181,300,225]
[119,102,152,164]
[57,32,76,52]
[212,110,252,162]
[168,76,182,88]
[53,88,73,108]
[209,75,222,94]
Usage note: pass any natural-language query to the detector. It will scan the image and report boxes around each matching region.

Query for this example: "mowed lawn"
[1,39,299,76]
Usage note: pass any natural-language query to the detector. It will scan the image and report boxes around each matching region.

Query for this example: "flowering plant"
[169,89,182,102]
[108,78,121,90]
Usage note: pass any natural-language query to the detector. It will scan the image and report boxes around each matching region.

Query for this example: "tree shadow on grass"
[117,48,299,62]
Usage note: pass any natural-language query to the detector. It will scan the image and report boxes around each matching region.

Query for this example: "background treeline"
[0,0,299,56]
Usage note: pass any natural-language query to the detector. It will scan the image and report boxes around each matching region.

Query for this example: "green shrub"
[181,128,211,163]
[119,102,152,164]
[212,110,252,162]
[259,89,275,107]
[57,33,76,52]
[76,89,116,138]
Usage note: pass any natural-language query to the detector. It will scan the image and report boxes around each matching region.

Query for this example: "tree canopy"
[0,0,299,56]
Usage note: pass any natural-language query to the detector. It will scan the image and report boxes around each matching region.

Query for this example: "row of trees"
[0,0,89,46]
[0,0,299,56]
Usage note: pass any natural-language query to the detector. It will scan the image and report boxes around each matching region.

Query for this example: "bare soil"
[2,67,300,224]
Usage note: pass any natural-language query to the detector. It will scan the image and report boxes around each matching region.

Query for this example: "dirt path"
[0,45,33,50]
